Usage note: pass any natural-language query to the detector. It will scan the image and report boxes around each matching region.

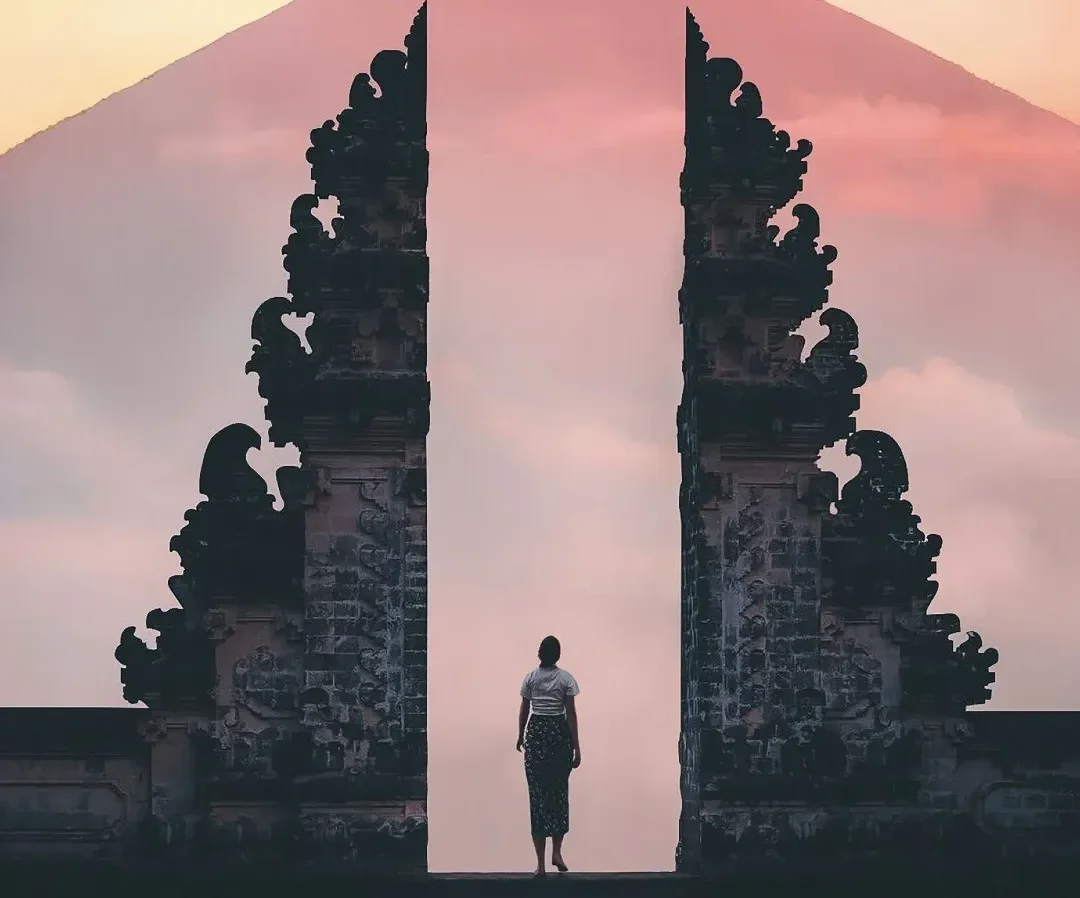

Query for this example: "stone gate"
[0,5,1078,880]
[675,8,1079,872]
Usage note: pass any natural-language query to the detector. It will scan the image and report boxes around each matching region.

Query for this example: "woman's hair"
[537,635,561,667]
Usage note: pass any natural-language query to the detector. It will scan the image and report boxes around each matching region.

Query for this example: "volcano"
[1,0,1076,415]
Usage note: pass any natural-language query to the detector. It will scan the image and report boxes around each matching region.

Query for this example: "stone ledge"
[0,708,150,757]
[0,863,1075,898]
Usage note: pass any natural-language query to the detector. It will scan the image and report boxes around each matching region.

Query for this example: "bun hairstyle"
[538,635,561,667]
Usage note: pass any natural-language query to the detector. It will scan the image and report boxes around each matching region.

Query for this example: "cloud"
[0,362,192,706]
[788,98,1080,219]
[0,360,185,516]
[0,359,303,706]
[480,402,671,477]
[0,517,174,707]
[491,89,682,162]
[157,126,308,162]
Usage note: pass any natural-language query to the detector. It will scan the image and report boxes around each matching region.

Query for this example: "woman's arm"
[516,696,530,750]
[565,694,580,765]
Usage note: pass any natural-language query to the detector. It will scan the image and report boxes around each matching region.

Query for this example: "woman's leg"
[550,720,572,871]
[532,835,547,875]
[524,718,550,874]
[551,833,567,871]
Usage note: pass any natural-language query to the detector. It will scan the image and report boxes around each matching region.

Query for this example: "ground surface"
[3,865,1077,898]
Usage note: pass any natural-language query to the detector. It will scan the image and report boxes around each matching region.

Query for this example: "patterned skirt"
[523,713,573,838]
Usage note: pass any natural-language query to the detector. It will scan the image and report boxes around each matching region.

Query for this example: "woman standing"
[516,635,581,876]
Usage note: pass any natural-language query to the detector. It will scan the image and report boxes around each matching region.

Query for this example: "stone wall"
[198,602,307,846]
[692,710,1080,865]
[0,709,150,858]
[296,450,427,865]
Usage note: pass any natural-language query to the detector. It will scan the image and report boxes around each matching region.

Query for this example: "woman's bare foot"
[533,866,546,877]
[551,854,568,873]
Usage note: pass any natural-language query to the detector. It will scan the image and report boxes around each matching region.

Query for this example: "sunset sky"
[1,0,1078,876]
[1,0,1078,153]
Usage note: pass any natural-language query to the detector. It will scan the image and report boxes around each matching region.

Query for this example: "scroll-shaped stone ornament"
[823,430,943,610]
[170,423,303,607]
[246,295,313,448]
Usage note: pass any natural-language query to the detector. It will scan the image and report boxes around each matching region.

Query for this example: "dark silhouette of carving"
[818,430,999,713]
[684,10,812,212]
[169,423,304,609]
[894,611,1000,713]
[115,424,303,707]
[246,295,313,448]
[954,630,999,705]
[250,3,428,452]
[114,605,214,709]
[824,430,943,611]
[804,308,868,436]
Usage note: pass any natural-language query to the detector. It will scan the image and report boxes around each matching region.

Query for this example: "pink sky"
[1,0,1079,873]
[2,0,1077,154]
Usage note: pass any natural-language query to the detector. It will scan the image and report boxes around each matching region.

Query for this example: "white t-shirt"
[521,666,580,716]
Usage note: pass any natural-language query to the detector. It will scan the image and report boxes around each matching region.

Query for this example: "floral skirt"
[523,713,573,838]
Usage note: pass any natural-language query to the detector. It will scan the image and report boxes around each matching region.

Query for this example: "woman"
[516,635,581,876]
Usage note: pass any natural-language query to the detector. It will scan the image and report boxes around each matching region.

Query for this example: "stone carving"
[954,631,999,704]
[678,9,1009,871]
[298,7,426,265]
[893,612,1000,713]
[682,207,838,330]
[804,308,865,392]
[303,477,402,757]
[820,614,888,726]
[681,11,827,348]
[680,16,862,456]
[796,471,839,514]
[170,422,304,608]
[403,466,427,506]
[115,423,303,707]
[114,605,214,709]
[193,716,313,788]
[277,6,430,833]
[803,307,868,446]
[822,431,999,712]
[246,295,314,449]
[233,646,303,717]
[712,204,840,322]
[256,3,428,449]
[684,9,812,210]
[778,204,831,260]
[823,430,942,612]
